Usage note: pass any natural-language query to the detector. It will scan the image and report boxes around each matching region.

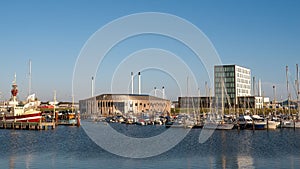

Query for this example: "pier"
[0,121,56,130]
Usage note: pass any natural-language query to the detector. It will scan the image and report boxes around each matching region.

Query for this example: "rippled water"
[0,124,299,169]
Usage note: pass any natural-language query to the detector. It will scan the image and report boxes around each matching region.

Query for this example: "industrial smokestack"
[253,76,256,96]
[131,72,134,94]
[138,72,141,95]
[162,86,165,99]
[258,79,262,97]
[91,76,94,97]
[154,87,157,97]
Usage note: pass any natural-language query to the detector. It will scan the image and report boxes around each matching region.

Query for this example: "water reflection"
[25,153,33,169]
[9,155,15,169]
[237,156,254,169]
[0,127,300,169]
[222,155,226,169]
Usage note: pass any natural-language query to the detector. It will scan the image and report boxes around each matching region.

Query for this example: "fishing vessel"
[1,74,42,122]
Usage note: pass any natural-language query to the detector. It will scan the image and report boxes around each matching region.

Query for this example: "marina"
[79,64,300,132]
[1,1,300,168]
[87,112,300,131]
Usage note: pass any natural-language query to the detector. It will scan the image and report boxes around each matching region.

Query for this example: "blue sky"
[0,0,299,102]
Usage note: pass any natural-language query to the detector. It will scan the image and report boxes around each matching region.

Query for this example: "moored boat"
[266,120,280,129]
[281,120,300,128]
[251,115,266,130]
[1,75,42,123]
[203,120,234,130]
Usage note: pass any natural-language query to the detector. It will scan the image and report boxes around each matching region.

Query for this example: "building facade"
[79,94,171,117]
[178,97,214,109]
[237,96,263,109]
[214,65,251,107]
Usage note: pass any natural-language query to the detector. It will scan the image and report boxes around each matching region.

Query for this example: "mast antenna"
[29,59,32,96]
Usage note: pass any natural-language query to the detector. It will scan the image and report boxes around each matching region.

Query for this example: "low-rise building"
[178,96,214,109]
[79,94,171,117]
[237,96,263,109]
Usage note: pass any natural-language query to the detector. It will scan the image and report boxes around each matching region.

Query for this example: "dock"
[0,121,56,130]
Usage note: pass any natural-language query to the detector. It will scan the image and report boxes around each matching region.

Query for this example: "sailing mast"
[53,90,56,123]
[286,66,291,116]
[198,87,201,116]
[221,77,224,118]
[205,81,208,113]
[72,94,75,114]
[273,85,276,115]
[296,64,299,117]
[28,59,32,96]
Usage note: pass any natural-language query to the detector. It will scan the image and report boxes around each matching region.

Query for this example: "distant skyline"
[0,0,299,102]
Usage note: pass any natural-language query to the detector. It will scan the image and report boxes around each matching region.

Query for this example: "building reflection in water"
[9,155,15,169]
[237,156,254,169]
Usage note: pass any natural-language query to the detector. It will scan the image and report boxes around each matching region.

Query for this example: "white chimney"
[138,72,141,95]
[253,76,256,96]
[91,76,94,97]
[154,87,157,97]
[131,72,134,94]
[162,86,165,99]
[258,79,262,97]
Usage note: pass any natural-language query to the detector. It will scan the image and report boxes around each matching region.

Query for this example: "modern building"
[79,94,171,117]
[214,65,251,107]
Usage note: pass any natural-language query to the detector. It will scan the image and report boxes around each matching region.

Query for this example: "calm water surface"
[0,124,299,169]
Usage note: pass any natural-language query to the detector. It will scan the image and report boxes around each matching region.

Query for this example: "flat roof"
[81,93,170,102]
[214,64,250,70]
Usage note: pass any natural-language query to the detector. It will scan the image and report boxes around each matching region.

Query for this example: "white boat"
[266,120,280,129]
[281,120,300,128]
[251,115,266,130]
[203,112,234,130]
[217,122,234,130]
[203,120,234,130]
[1,75,42,123]
[238,115,254,130]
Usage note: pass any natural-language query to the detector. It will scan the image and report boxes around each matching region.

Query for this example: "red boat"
[3,110,42,122]
[1,75,42,123]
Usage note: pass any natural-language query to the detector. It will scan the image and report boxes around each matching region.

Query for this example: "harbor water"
[0,124,299,169]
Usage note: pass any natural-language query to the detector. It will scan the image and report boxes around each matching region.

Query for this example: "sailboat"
[203,78,234,130]
[281,64,300,128]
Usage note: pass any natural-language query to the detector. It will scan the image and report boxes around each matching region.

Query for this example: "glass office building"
[214,65,251,107]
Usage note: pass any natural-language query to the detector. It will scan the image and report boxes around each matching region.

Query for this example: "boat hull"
[265,121,279,129]
[238,122,254,130]
[254,123,266,130]
[203,122,234,130]
[2,112,42,122]
[217,123,234,130]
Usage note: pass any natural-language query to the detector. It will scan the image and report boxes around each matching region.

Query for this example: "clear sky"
[0,0,299,102]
